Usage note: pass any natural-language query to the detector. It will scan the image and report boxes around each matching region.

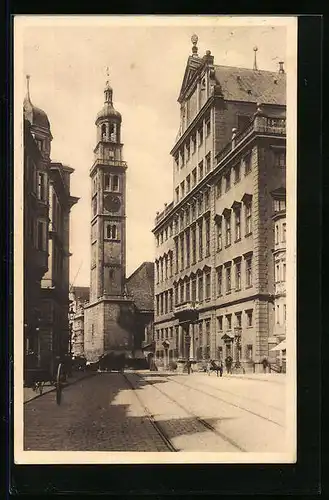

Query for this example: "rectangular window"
[169,253,173,277]
[204,190,210,210]
[274,150,286,168]
[192,168,197,187]
[175,187,179,203]
[217,267,223,296]
[235,312,242,328]
[198,127,203,147]
[225,215,231,247]
[180,235,184,270]
[246,257,252,287]
[245,203,252,235]
[199,161,204,181]
[186,143,190,161]
[206,152,211,173]
[225,171,231,192]
[37,172,47,201]
[226,265,231,293]
[275,224,279,244]
[186,175,191,193]
[104,174,110,190]
[226,314,232,330]
[283,262,286,281]
[174,155,179,170]
[246,309,253,327]
[235,261,241,290]
[198,274,204,302]
[186,280,191,302]
[186,230,190,267]
[112,175,119,191]
[175,239,179,274]
[244,154,252,175]
[274,199,286,212]
[192,277,197,302]
[234,163,240,183]
[198,195,203,216]
[156,295,159,316]
[180,181,185,199]
[192,202,196,221]
[235,209,241,241]
[282,222,286,242]
[216,219,222,251]
[191,226,196,264]
[276,304,280,324]
[180,150,185,168]
[198,221,203,259]
[284,304,287,321]
[174,285,179,305]
[180,281,184,304]
[192,135,196,154]
[216,178,222,198]
[206,119,211,136]
[169,289,173,311]
[205,218,210,256]
[217,316,223,331]
[205,271,211,299]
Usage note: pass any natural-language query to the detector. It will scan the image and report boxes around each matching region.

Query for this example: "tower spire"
[104,66,113,104]
[253,46,258,71]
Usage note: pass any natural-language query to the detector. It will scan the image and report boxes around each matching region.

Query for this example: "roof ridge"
[214,64,284,76]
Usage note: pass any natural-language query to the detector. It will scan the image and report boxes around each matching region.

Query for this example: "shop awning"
[270,340,287,351]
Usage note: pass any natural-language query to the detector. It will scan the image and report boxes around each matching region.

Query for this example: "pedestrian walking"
[206,360,212,376]
[225,356,233,374]
[219,361,223,377]
[262,357,268,374]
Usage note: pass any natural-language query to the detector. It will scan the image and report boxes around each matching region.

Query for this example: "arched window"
[106,224,118,240]
[112,175,119,191]
[101,124,107,140]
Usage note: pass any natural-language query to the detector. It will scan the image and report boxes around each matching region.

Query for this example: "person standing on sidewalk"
[206,360,212,376]
[219,361,223,377]
[262,357,269,374]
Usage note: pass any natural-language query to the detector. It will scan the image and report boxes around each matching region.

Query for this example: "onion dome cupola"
[95,73,122,145]
[23,75,52,156]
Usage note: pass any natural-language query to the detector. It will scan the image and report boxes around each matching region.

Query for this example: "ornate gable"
[178,55,203,103]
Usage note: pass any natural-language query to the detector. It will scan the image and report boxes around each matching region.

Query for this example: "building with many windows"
[23,76,79,377]
[152,36,286,372]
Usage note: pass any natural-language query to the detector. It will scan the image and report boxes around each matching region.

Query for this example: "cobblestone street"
[24,371,287,453]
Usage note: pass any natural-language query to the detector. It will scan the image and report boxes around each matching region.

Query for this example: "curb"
[24,372,96,404]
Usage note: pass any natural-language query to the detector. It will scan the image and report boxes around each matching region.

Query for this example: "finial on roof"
[191,34,199,56]
[278,61,285,74]
[253,46,258,71]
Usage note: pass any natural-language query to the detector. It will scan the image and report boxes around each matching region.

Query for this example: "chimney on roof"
[278,61,285,74]
[203,49,214,65]
[253,46,258,71]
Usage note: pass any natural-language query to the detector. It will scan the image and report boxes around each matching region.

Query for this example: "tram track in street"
[122,373,178,452]
[159,373,284,428]
[130,372,247,452]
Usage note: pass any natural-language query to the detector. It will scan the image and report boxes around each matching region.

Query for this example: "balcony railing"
[174,301,199,314]
[216,116,286,165]
[91,158,127,169]
[155,201,174,225]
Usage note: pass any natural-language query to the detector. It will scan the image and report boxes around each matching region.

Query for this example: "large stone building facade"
[152,36,286,372]
[23,76,79,377]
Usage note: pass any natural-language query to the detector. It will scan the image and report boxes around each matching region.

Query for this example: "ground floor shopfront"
[153,296,282,371]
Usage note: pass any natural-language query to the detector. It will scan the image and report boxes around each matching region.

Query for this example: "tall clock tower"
[84,77,134,361]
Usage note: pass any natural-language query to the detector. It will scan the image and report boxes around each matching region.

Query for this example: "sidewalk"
[24,370,94,403]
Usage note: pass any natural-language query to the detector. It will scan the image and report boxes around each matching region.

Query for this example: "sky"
[20,17,287,287]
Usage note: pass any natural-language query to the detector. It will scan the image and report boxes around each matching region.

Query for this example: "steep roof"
[214,65,286,105]
[126,262,154,312]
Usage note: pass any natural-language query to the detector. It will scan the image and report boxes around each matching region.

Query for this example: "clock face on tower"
[104,194,121,213]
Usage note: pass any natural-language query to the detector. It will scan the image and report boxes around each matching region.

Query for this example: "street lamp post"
[185,333,191,374]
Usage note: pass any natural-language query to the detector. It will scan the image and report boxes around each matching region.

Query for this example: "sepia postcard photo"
[14,15,297,465]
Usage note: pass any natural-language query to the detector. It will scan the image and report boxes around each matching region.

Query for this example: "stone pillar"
[189,323,194,360]
[178,325,183,358]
